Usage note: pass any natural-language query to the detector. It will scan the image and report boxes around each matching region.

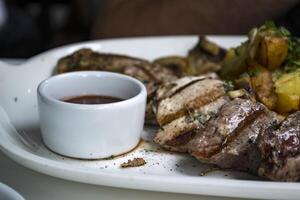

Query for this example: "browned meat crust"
[153,75,300,181]
[191,106,280,174]
[120,158,146,168]
[189,98,266,159]
[258,111,300,181]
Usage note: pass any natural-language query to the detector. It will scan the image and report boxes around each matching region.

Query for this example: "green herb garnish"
[272,69,283,81]
[194,114,209,125]
[263,21,300,73]
[223,81,234,92]
[284,37,300,73]
[263,21,291,37]
[248,68,261,77]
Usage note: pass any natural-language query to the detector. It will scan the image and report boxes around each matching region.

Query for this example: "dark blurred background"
[1,0,300,58]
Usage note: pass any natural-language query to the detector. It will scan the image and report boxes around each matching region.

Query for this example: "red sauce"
[61,95,123,104]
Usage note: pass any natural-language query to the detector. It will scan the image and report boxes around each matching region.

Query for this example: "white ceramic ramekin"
[37,71,147,159]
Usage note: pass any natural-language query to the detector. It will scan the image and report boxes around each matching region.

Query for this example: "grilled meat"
[258,111,300,181]
[57,48,151,74]
[155,73,219,101]
[188,98,266,159]
[154,96,229,152]
[189,99,281,174]
[153,75,300,181]
[56,48,180,91]
[156,76,225,126]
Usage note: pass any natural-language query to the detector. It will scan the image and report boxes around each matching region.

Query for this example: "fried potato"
[275,70,300,113]
[250,66,277,109]
[258,36,288,70]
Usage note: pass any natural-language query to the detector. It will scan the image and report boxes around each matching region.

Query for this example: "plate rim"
[0,182,25,200]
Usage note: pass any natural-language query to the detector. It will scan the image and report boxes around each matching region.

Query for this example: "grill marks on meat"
[154,116,199,152]
[155,73,218,101]
[154,75,300,181]
[156,78,225,126]
[200,110,281,174]
[258,111,300,181]
[189,98,266,160]
[154,96,229,152]
[153,74,229,153]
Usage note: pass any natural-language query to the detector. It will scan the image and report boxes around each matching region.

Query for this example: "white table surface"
[0,59,252,200]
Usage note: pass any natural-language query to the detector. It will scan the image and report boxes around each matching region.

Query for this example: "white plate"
[0,36,299,200]
[0,183,25,200]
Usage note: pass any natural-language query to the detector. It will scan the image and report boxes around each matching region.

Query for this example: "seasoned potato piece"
[275,71,300,113]
[250,66,277,109]
[259,36,288,70]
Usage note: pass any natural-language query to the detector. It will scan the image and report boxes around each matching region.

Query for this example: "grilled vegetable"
[153,56,188,76]
[188,36,226,75]
[220,44,248,80]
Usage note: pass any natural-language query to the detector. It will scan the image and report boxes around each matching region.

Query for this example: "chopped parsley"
[194,114,209,125]
[272,69,283,81]
[223,81,234,92]
[248,68,261,77]
[284,37,300,73]
[185,111,217,127]
[263,21,291,37]
[263,21,300,73]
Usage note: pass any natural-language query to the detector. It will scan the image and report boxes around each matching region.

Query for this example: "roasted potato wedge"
[275,70,300,113]
[258,36,288,70]
[250,66,277,109]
